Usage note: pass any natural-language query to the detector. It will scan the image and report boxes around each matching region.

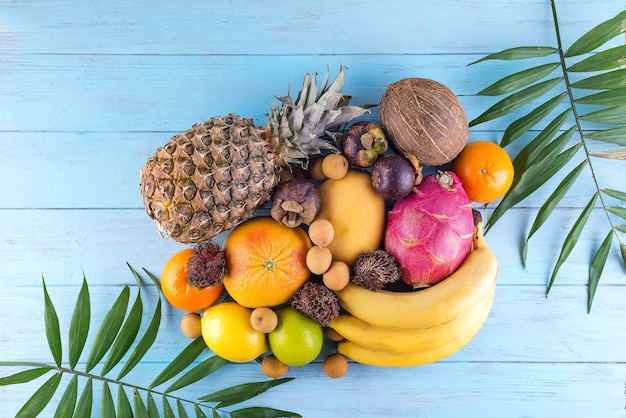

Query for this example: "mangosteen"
[341,121,388,167]
[371,154,417,201]
[270,178,321,227]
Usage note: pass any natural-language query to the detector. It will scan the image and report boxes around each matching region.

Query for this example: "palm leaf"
[75,377,93,417]
[601,188,626,201]
[198,378,295,408]
[0,367,51,386]
[194,404,209,418]
[42,277,62,367]
[500,93,566,147]
[15,372,62,418]
[177,400,190,418]
[584,126,626,146]
[53,374,78,418]
[522,160,588,267]
[575,87,626,106]
[165,356,229,393]
[117,385,133,418]
[469,77,564,127]
[149,337,208,389]
[476,62,561,96]
[570,68,626,89]
[565,10,626,57]
[101,381,115,418]
[471,5,626,310]
[230,407,304,418]
[1,267,299,417]
[68,276,90,369]
[85,286,131,373]
[547,194,598,295]
[468,46,558,65]
[101,287,144,376]
[588,230,614,312]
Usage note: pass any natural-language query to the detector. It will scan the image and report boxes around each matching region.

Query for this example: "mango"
[317,169,386,266]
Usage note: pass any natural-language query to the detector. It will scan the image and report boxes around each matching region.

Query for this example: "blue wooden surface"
[1,1,625,417]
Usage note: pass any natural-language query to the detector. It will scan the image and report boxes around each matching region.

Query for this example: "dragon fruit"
[384,170,474,288]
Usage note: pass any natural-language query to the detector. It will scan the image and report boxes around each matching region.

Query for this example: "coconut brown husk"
[380,78,469,167]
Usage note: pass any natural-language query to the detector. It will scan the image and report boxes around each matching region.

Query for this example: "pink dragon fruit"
[384,170,474,288]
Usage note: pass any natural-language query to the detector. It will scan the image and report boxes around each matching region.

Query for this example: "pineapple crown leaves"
[468,2,626,312]
[268,65,375,168]
[0,265,300,418]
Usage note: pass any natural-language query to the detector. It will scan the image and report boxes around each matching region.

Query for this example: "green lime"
[268,306,323,367]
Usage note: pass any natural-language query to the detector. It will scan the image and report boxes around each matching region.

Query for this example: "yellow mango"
[317,169,386,266]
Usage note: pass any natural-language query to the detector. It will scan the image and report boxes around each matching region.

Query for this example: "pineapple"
[140,66,372,244]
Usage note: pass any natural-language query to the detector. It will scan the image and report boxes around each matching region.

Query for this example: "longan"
[250,307,278,333]
[323,261,350,291]
[306,246,333,275]
[308,156,328,181]
[308,218,334,247]
[322,353,348,378]
[321,154,349,180]
[324,327,345,342]
[180,312,202,339]
[261,354,290,378]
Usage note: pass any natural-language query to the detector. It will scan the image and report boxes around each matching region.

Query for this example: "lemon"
[201,302,269,362]
[268,306,323,367]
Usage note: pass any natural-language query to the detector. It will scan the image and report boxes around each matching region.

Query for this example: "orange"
[222,216,312,308]
[201,302,269,362]
[452,141,514,203]
[160,248,224,312]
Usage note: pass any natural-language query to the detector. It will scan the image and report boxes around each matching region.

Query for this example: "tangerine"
[222,216,312,308]
[160,248,224,312]
[452,141,514,203]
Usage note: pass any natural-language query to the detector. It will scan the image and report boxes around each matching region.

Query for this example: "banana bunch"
[330,222,498,368]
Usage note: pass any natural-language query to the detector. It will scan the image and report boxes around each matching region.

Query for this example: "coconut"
[379,78,469,167]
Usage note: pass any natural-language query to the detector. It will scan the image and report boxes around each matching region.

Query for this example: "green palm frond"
[0,265,300,417]
[469,2,626,311]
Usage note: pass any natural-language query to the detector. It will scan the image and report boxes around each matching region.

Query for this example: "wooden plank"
[0,362,624,417]
[1,208,625,287]
[1,1,621,55]
[1,269,624,364]
[3,131,625,209]
[3,54,623,132]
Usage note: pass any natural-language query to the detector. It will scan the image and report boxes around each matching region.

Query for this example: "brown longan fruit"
[308,219,334,247]
[261,354,290,378]
[180,312,202,339]
[321,154,349,180]
[250,307,278,333]
[306,246,333,275]
[308,156,328,181]
[322,353,348,378]
[324,327,345,342]
[323,261,350,291]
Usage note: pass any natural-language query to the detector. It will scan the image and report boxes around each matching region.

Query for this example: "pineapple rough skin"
[140,115,280,244]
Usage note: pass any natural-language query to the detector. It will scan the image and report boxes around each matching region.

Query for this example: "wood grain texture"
[1,0,625,417]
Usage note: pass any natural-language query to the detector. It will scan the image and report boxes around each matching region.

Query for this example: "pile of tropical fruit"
[139,67,512,378]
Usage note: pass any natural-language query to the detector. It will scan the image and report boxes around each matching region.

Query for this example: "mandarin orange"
[222,216,312,308]
[160,248,224,312]
[452,141,514,203]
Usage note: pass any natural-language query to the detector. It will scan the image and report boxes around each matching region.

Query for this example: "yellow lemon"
[201,302,268,362]
[268,307,323,367]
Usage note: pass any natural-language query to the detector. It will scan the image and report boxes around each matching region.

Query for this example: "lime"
[268,306,323,367]
[201,302,269,362]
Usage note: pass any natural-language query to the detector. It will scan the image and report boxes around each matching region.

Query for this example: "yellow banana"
[330,283,495,353]
[336,287,495,367]
[334,223,497,330]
